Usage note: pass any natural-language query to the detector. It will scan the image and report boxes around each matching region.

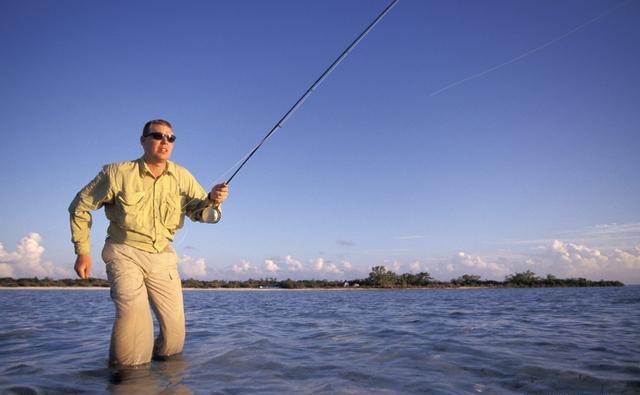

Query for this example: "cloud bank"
[451,252,510,278]
[177,255,208,279]
[222,256,356,280]
[533,240,640,281]
[1,225,637,284]
[435,240,640,283]
[0,233,71,278]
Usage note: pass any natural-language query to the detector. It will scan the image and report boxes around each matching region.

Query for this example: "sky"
[1,0,639,283]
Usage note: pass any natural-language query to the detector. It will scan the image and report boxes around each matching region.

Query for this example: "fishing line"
[223,0,400,185]
[181,0,400,214]
[179,141,257,213]
[213,141,261,184]
[430,0,632,97]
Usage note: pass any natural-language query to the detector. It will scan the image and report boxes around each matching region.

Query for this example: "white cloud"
[418,240,640,282]
[496,223,640,250]
[547,240,609,275]
[313,258,325,271]
[202,238,640,283]
[563,223,640,246]
[452,251,510,278]
[310,257,344,276]
[325,263,343,274]
[0,263,14,278]
[459,240,640,283]
[395,235,426,240]
[232,259,255,274]
[284,255,303,271]
[0,233,71,278]
[225,256,356,280]
[264,259,279,273]
[612,246,640,269]
[178,255,207,279]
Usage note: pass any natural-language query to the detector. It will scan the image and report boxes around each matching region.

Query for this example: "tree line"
[0,267,623,289]
[359,267,622,288]
[0,277,109,287]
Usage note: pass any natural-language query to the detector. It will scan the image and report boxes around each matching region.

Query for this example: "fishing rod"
[224,0,399,185]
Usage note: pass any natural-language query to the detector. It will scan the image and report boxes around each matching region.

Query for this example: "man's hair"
[142,119,172,136]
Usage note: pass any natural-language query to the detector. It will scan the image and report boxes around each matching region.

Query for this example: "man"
[69,119,228,366]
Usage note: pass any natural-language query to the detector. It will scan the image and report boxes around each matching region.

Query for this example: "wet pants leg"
[102,242,185,366]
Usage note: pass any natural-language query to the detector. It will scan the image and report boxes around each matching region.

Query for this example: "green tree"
[368,266,398,288]
[505,270,540,287]
[453,274,482,286]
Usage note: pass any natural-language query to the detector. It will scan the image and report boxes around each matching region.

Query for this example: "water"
[1,287,639,394]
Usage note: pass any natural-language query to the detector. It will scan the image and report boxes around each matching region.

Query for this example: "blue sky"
[1,0,639,282]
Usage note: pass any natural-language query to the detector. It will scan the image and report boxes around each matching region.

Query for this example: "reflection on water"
[1,287,639,394]
[109,356,190,395]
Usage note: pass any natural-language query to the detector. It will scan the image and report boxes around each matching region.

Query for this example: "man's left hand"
[209,183,228,206]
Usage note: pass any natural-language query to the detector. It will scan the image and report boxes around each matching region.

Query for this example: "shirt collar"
[137,157,175,177]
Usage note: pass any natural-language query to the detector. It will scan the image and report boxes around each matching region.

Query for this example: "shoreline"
[1,285,630,291]
[0,286,489,291]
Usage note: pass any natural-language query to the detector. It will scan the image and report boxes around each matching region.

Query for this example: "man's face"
[141,123,174,163]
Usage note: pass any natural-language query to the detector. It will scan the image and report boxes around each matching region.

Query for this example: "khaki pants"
[102,241,185,366]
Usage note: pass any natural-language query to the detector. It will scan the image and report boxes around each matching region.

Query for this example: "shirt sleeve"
[68,166,114,255]
[181,171,222,224]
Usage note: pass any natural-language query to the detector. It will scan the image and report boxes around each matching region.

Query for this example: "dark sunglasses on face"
[143,132,176,143]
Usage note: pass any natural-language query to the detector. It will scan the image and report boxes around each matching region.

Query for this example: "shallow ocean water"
[0,286,639,394]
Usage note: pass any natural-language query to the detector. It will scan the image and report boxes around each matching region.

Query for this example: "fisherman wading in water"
[69,119,228,366]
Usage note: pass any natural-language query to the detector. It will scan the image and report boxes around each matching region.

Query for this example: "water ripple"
[1,287,639,394]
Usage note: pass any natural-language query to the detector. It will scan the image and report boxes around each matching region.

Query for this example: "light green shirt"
[69,157,220,255]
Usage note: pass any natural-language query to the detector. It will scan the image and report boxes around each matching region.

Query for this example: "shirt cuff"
[74,243,90,256]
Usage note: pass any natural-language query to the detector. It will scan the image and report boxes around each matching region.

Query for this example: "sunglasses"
[143,132,176,143]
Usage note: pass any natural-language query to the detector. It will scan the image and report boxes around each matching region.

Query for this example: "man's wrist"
[74,245,90,256]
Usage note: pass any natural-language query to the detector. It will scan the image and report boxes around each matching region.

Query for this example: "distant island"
[0,267,623,289]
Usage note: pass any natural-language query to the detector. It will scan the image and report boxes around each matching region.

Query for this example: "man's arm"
[68,166,113,278]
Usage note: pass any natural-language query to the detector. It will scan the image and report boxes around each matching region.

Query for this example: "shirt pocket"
[116,191,145,230]
[162,194,184,231]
